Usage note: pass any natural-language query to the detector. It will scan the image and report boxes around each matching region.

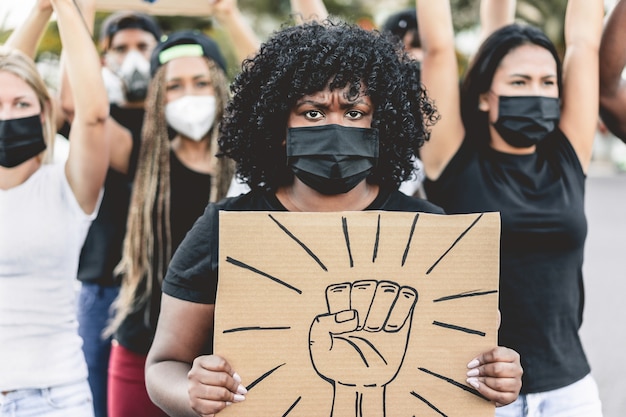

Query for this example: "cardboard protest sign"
[96,0,211,16]
[215,211,500,417]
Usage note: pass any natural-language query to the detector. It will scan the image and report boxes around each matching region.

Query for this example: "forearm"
[332,384,385,417]
[416,0,455,54]
[5,5,52,58]
[600,0,626,99]
[54,0,105,123]
[146,361,198,417]
[215,8,260,63]
[479,0,515,43]
[290,0,329,23]
[564,0,603,50]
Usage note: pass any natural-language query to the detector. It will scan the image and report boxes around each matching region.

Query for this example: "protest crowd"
[1,0,622,416]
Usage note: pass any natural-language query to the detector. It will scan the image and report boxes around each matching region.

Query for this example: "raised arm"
[290,0,329,23]
[5,0,53,58]
[208,0,261,63]
[558,0,604,172]
[52,0,109,213]
[599,0,626,141]
[479,0,516,44]
[416,0,464,180]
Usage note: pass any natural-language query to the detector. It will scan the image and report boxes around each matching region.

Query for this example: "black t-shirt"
[114,151,212,354]
[424,130,590,394]
[162,188,444,307]
[77,105,145,285]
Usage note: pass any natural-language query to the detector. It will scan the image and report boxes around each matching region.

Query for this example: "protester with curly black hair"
[144,19,523,417]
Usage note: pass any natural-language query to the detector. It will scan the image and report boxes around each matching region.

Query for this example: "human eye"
[304,109,324,120]
[510,79,525,87]
[16,101,31,109]
[196,79,212,89]
[346,110,364,120]
[165,82,181,91]
[112,45,127,55]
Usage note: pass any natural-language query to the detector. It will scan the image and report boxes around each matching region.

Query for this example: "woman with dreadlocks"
[144,19,523,417]
[103,31,235,417]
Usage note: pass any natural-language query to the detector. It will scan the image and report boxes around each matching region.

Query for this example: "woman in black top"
[144,19,523,417]
[417,1,604,415]
[104,31,235,417]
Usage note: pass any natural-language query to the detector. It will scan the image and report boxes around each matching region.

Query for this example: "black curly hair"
[218,19,438,191]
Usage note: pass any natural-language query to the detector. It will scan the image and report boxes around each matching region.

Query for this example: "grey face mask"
[286,124,379,195]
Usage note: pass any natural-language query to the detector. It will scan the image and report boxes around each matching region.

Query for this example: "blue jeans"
[0,380,94,417]
[496,374,603,417]
[77,283,119,417]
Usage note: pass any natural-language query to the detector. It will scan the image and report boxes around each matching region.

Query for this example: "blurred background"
[1,0,612,82]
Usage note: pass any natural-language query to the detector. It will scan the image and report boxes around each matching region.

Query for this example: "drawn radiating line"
[246,363,286,391]
[282,396,302,417]
[372,214,381,263]
[418,368,489,401]
[432,320,486,337]
[342,217,354,268]
[433,289,498,303]
[410,391,448,417]
[426,213,484,275]
[225,257,302,294]
[401,213,420,266]
[222,326,291,334]
[268,214,327,271]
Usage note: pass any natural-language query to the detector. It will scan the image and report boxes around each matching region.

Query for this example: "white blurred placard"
[96,0,211,16]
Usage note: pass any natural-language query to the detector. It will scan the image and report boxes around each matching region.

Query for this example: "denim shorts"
[496,374,603,417]
[0,380,94,417]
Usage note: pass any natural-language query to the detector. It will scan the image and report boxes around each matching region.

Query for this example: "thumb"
[309,310,358,351]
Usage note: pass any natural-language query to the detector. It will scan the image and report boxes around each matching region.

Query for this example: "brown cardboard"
[95,0,211,16]
[215,210,500,417]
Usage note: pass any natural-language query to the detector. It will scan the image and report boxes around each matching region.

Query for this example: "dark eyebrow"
[510,73,557,80]
[294,97,371,110]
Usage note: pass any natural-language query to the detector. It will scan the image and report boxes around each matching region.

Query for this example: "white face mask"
[165,95,217,141]
[105,50,152,103]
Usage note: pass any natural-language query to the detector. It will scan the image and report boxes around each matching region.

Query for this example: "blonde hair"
[0,47,56,164]
[107,57,234,335]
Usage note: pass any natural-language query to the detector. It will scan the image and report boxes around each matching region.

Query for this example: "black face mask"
[286,124,379,195]
[0,115,47,168]
[493,96,560,148]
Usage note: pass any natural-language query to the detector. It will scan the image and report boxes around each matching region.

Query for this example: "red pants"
[108,342,169,417]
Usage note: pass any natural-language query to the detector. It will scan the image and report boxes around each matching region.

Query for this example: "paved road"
[580,167,626,417]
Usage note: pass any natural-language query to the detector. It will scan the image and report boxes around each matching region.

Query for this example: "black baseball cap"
[149,30,227,77]
[381,8,418,39]
[99,11,163,51]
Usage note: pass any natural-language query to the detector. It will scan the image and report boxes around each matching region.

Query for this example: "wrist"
[332,383,385,417]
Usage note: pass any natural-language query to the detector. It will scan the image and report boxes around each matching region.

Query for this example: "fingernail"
[466,368,479,377]
[233,372,242,384]
[335,310,355,323]
[233,394,246,402]
[467,359,480,368]
[237,384,247,395]
[467,377,480,389]
[226,401,232,406]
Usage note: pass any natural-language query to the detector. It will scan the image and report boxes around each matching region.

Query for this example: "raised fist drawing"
[309,280,418,417]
